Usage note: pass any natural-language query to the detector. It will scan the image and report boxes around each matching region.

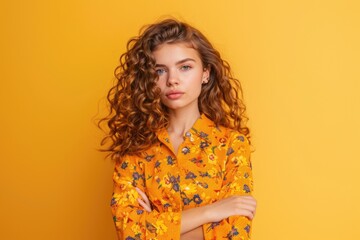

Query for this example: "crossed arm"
[136,187,256,239]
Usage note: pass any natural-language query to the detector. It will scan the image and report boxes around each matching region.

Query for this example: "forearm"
[181,195,256,236]
[181,205,210,234]
[181,226,203,240]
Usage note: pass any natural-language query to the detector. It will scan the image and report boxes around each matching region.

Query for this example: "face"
[152,43,209,114]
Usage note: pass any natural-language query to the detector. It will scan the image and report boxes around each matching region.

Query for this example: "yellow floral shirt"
[111,115,254,240]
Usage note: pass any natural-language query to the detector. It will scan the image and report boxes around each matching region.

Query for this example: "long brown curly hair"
[99,18,250,160]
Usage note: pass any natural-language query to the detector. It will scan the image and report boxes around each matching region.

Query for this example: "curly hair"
[99,18,250,160]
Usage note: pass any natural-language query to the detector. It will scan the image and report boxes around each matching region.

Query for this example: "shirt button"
[185,132,191,137]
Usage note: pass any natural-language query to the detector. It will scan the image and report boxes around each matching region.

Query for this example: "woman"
[101,18,257,240]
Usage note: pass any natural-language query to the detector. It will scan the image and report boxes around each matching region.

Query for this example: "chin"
[165,105,183,110]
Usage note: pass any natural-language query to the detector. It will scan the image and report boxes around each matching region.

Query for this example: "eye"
[180,65,192,71]
[155,68,167,75]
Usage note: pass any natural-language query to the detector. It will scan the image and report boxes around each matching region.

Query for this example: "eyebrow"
[155,58,196,67]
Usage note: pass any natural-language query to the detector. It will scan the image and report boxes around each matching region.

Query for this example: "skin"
[137,42,257,239]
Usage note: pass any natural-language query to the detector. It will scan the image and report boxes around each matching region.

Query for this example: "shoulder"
[199,114,248,138]
[213,126,251,159]
[227,130,250,146]
[198,115,250,148]
[114,153,146,171]
[116,143,162,168]
[214,124,249,146]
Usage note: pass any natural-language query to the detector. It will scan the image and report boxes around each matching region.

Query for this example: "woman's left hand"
[135,187,152,212]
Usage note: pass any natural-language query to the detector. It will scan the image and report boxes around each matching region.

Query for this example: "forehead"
[152,42,201,63]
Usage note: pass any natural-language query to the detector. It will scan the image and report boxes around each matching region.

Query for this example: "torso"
[136,115,250,212]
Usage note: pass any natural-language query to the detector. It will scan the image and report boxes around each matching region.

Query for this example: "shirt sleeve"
[202,132,254,240]
[111,155,181,240]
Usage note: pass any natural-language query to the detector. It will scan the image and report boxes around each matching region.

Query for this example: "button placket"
[185,131,195,142]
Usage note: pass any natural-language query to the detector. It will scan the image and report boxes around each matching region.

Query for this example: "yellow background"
[1,0,359,239]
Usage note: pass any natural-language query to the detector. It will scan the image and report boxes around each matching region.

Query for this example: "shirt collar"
[157,114,215,147]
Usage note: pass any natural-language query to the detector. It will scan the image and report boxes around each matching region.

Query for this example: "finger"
[138,198,151,212]
[239,195,255,199]
[245,206,256,219]
[239,196,257,202]
[136,187,148,201]
[239,198,257,207]
[233,201,256,218]
[241,209,254,220]
[135,187,152,212]
[239,195,256,201]
[234,196,257,206]
[235,202,256,213]
[231,198,256,209]
[247,212,254,220]
[135,187,145,197]
[232,195,256,202]
[137,198,152,212]
[136,187,151,207]
[232,208,254,220]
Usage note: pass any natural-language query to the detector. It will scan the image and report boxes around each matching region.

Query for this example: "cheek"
[155,78,165,90]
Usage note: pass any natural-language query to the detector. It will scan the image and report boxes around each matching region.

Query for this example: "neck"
[167,108,201,137]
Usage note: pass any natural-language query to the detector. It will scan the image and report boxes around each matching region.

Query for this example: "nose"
[166,69,179,86]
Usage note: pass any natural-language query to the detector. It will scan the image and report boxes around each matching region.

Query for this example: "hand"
[135,187,152,212]
[205,195,257,222]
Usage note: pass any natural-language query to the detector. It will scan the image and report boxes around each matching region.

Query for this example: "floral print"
[111,115,254,239]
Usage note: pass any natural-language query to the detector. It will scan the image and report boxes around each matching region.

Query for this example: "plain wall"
[1,0,359,239]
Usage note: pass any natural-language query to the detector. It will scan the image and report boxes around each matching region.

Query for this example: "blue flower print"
[111,197,117,206]
[199,171,210,178]
[183,197,191,205]
[206,221,221,232]
[133,172,141,180]
[198,182,208,189]
[167,156,175,165]
[185,171,197,179]
[200,141,209,149]
[237,135,245,142]
[172,183,180,192]
[190,157,203,167]
[169,175,179,184]
[243,184,251,193]
[121,161,128,169]
[226,147,234,156]
[199,131,208,138]
[181,146,190,154]
[144,155,154,162]
[226,226,239,239]
[193,194,203,204]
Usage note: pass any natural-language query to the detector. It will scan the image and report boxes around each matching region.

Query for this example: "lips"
[166,91,184,100]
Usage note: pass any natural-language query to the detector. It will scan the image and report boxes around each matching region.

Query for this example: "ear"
[202,67,210,84]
